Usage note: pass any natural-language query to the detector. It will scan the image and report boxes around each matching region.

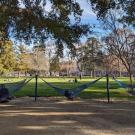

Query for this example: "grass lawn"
[0,77,135,100]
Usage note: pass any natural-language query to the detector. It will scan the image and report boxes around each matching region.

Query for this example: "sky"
[77,0,98,24]
[75,0,104,42]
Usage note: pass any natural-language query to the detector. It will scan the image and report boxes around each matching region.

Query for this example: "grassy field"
[0,77,135,100]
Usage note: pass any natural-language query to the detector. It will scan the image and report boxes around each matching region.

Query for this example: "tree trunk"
[92,69,95,78]
[18,71,20,78]
[79,72,82,80]
[49,71,52,77]
[119,70,122,77]
[92,62,96,78]
[129,72,134,94]
[25,71,27,77]
[90,71,92,77]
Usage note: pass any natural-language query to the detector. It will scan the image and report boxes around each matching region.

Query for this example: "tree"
[27,45,49,75]
[90,0,135,26]
[15,45,30,77]
[102,54,126,77]
[50,56,60,75]
[89,4,135,92]
[85,37,102,77]
[44,44,56,76]
[0,0,89,55]
[74,44,85,78]
[0,59,4,75]
[105,28,135,93]
[75,37,102,78]
[0,40,16,75]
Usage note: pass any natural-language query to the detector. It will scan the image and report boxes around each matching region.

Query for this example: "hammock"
[112,77,135,89]
[0,78,33,96]
[41,77,102,97]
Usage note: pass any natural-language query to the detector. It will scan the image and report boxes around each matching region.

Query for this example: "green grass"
[1,77,135,100]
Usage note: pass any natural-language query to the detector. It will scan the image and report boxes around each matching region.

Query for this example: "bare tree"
[104,12,135,92]
[103,54,126,77]
[25,45,49,76]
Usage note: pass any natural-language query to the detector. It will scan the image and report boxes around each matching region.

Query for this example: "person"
[79,74,82,80]
[74,77,78,83]
[64,90,74,100]
[0,84,10,103]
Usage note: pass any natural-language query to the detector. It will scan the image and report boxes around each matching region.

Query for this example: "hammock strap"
[41,77,102,97]
[8,78,33,95]
[113,77,128,89]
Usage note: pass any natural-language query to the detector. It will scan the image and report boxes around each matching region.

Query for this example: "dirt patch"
[0,97,135,135]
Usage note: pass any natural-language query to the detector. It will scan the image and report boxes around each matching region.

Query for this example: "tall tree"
[28,45,49,74]
[50,56,60,75]
[75,37,102,78]
[0,40,16,75]
[15,45,30,77]
[88,2,135,92]
[105,28,135,93]
[86,37,102,77]
[0,59,4,75]
[0,0,89,55]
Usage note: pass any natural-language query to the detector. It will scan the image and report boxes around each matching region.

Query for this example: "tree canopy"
[90,0,135,26]
[0,0,90,55]
[0,40,16,74]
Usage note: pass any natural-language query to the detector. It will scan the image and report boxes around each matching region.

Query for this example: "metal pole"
[35,74,38,101]
[106,73,110,103]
